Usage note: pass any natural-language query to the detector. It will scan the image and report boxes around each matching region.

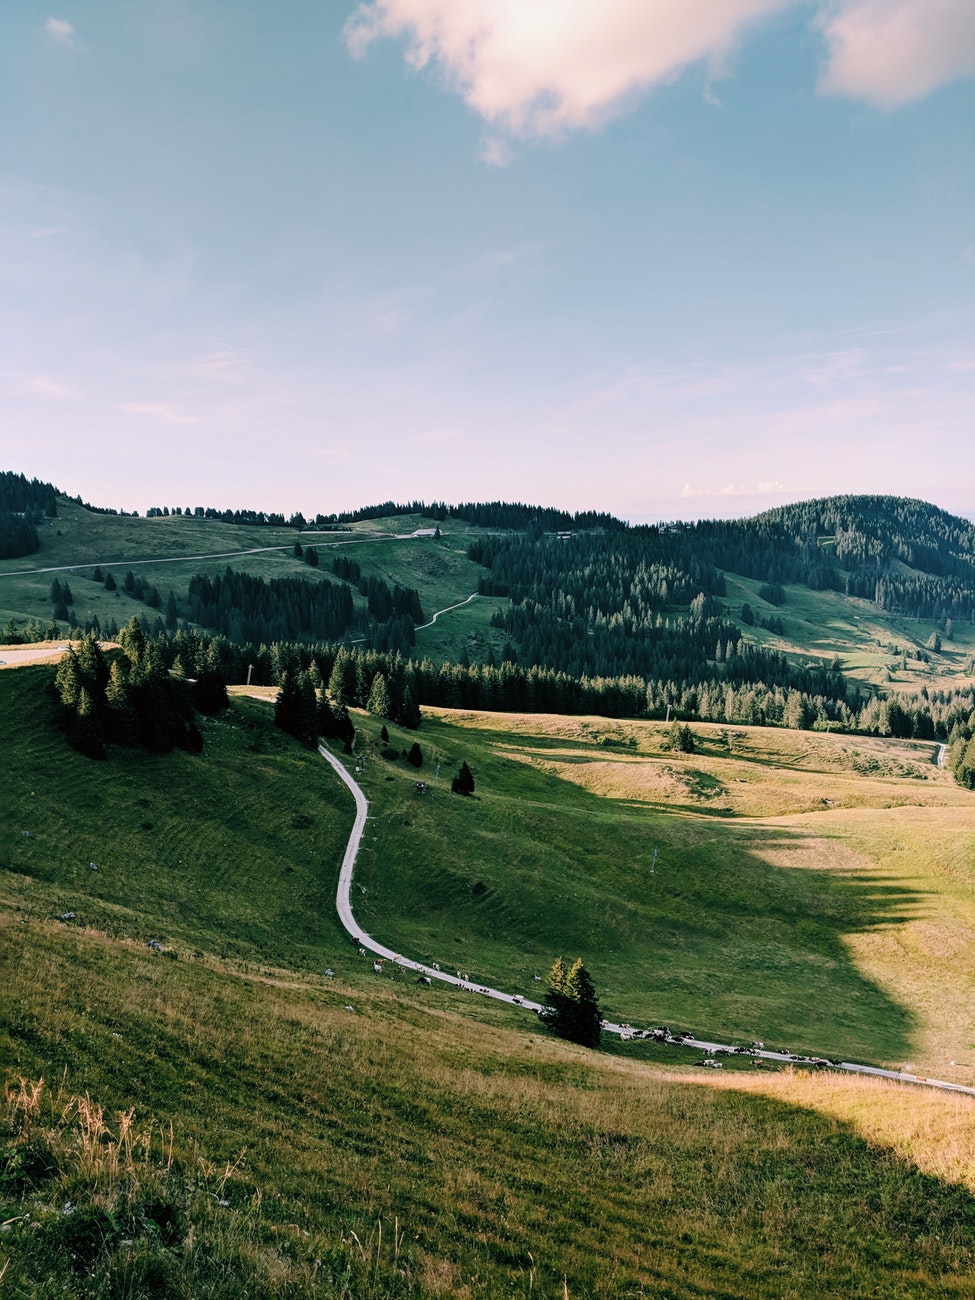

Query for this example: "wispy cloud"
[117,401,199,426]
[24,375,78,399]
[412,427,459,445]
[45,16,77,46]
[479,135,515,168]
[181,348,252,384]
[817,0,975,108]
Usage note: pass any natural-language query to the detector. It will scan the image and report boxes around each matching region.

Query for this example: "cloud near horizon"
[680,480,786,499]
[346,0,975,138]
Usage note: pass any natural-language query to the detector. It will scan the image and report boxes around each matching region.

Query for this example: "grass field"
[0,502,499,654]
[721,571,975,692]
[4,663,975,1295]
[346,709,975,1080]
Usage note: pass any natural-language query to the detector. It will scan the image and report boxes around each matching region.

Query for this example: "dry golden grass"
[671,1066,975,1194]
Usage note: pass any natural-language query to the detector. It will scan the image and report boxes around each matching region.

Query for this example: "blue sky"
[2,1,973,521]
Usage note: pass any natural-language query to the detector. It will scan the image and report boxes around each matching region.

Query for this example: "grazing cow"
[416,976,431,985]
[512,995,523,1004]
[373,961,383,973]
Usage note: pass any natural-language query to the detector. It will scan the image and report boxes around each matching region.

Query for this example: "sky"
[2,1,974,523]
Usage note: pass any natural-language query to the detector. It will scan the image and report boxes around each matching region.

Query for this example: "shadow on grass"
[364,721,928,1065]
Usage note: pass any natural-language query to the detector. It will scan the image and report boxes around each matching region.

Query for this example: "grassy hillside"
[721,570,975,693]
[3,663,975,1295]
[346,709,975,1079]
[0,500,500,656]
[0,666,354,969]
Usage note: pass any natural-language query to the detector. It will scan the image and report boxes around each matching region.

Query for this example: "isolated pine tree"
[407,742,423,768]
[451,761,475,796]
[542,956,601,1048]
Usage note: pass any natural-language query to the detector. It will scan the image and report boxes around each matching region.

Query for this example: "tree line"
[0,471,59,558]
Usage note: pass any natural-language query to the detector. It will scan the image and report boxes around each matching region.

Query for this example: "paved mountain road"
[318,742,975,1098]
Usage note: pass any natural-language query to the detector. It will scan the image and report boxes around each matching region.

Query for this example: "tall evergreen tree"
[366,671,391,719]
[451,761,475,796]
[542,957,601,1048]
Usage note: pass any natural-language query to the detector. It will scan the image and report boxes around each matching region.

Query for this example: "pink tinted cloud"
[818,0,975,107]
[346,0,791,137]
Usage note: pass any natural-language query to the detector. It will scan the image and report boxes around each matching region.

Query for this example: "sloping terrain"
[2,664,975,1295]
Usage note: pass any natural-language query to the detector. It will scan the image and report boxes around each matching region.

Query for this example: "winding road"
[319,742,975,1098]
[416,592,479,630]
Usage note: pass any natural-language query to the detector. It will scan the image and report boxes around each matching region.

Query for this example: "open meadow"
[4,661,975,1295]
[347,708,975,1081]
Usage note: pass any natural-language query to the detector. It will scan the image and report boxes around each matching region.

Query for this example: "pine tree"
[451,761,475,796]
[541,957,601,1048]
[407,741,423,768]
[328,647,357,707]
[367,671,391,719]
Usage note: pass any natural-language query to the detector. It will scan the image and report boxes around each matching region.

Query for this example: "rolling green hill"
[3,661,975,1297]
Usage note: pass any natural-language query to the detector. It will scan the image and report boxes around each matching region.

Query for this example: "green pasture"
[348,709,975,1075]
[722,572,975,693]
[0,667,354,970]
[3,663,975,1295]
[6,911,975,1298]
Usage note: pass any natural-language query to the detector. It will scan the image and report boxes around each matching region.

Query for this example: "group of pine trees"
[0,471,59,559]
[53,620,223,757]
[49,620,975,753]
[182,566,423,655]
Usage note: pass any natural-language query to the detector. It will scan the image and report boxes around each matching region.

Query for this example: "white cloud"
[818,0,975,108]
[345,0,791,138]
[45,17,76,45]
[347,0,975,142]
[117,401,199,426]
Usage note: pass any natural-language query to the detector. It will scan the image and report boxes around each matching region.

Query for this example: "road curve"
[415,593,479,630]
[318,743,975,1098]
[319,742,545,1008]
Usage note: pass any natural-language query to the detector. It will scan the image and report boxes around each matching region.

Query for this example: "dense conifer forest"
[0,471,59,558]
[6,479,975,775]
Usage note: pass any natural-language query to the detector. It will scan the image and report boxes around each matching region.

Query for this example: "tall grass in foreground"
[0,1076,419,1298]
[4,912,975,1298]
